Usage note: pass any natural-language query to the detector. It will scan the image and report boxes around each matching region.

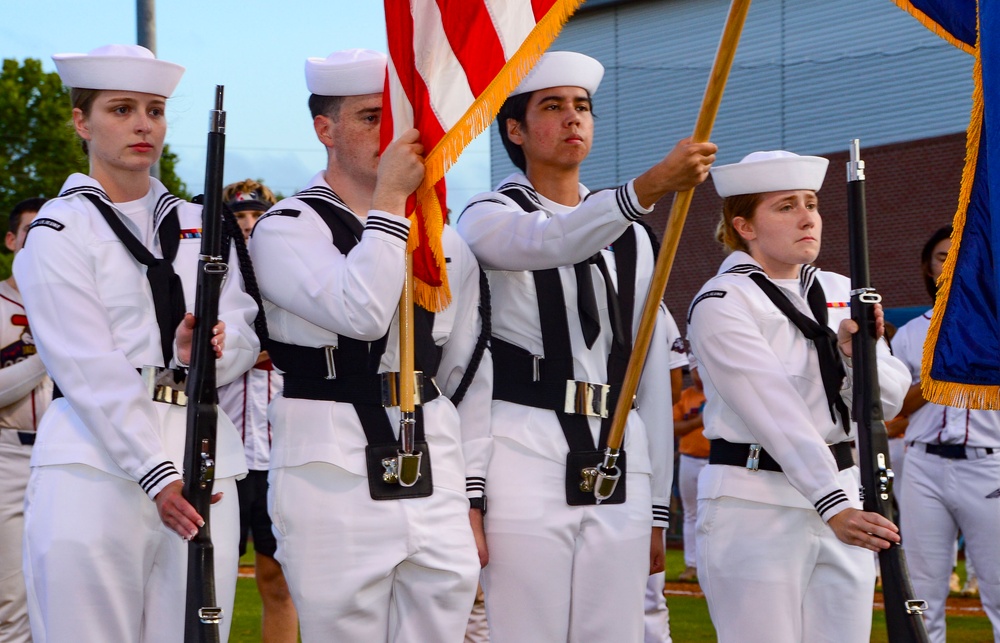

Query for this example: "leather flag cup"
[382,0,585,311]
[892,0,1000,409]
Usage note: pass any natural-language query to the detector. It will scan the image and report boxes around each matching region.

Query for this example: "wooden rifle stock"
[182,86,228,643]
[847,139,930,643]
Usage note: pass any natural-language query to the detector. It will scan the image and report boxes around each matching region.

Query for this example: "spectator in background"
[892,224,1000,643]
[0,197,53,643]
[673,357,707,584]
[217,179,298,643]
[223,179,275,240]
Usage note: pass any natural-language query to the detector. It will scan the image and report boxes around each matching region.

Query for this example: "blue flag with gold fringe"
[892,0,999,409]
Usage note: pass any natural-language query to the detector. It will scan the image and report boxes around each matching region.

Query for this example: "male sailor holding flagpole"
[249,50,493,643]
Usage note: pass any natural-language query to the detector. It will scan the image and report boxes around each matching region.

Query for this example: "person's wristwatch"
[469,496,487,515]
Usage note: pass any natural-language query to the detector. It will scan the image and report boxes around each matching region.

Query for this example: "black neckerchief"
[82,193,186,366]
[746,269,851,433]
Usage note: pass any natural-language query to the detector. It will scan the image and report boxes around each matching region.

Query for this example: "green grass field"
[228,545,993,642]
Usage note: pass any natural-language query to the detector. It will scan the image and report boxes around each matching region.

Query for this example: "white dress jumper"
[687,252,910,643]
[14,174,260,643]
[458,174,673,643]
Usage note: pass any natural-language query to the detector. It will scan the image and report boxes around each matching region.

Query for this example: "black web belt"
[52,367,188,406]
[491,337,627,417]
[269,339,440,406]
[709,439,855,473]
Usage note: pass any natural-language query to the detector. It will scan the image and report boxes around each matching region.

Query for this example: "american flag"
[381,0,585,311]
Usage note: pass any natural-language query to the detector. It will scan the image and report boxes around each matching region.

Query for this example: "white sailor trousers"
[482,437,651,643]
[0,432,32,643]
[268,461,480,643]
[22,463,239,643]
[900,446,1000,643]
[697,496,876,643]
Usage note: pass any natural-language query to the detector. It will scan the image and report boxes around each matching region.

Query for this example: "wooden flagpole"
[602,0,752,463]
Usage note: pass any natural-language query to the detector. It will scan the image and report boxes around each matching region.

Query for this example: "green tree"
[0,58,86,222]
[158,144,190,199]
[0,58,189,277]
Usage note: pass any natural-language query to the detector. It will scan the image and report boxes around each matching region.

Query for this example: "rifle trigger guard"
[904,599,928,615]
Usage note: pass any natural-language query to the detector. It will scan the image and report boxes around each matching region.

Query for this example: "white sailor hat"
[52,44,184,97]
[510,51,604,97]
[711,150,829,198]
[305,49,387,97]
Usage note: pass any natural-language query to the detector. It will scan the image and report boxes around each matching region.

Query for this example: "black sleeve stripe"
[615,185,643,221]
[139,461,180,493]
[365,223,409,243]
[814,490,849,515]
[365,220,410,242]
[365,214,410,235]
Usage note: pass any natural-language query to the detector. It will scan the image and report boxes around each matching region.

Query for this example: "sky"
[2,0,492,206]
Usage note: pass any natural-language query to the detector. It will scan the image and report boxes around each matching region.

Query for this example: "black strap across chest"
[747,271,851,433]
[497,187,639,452]
[83,193,186,366]
[295,196,439,446]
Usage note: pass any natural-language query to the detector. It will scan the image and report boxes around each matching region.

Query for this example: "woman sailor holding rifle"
[686,151,911,642]
[14,45,260,642]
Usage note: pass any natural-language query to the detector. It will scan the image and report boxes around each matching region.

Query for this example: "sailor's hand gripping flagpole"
[594,0,752,503]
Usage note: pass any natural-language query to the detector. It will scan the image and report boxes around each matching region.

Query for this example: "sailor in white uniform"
[687,150,911,643]
[892,225,1000,643]
[0,199,52,643]
[249,49,490,643]
[457,51,716,642]
[13,45,260,642]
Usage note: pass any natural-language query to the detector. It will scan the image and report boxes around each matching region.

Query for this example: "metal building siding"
[491,0,972,187]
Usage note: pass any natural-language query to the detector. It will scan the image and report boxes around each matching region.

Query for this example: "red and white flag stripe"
[382,0,584,310]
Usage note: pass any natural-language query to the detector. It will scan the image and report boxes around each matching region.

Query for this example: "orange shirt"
[674,386,709,458]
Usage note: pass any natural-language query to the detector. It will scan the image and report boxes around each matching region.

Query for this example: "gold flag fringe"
[411,0,586,312]
[920,12,1000,410]
[889,0,976,55]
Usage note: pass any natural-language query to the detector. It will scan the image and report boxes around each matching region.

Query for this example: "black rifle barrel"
[847,139,930,643]
[182,85,228,643]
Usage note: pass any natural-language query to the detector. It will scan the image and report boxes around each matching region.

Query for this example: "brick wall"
[650,132,967,334]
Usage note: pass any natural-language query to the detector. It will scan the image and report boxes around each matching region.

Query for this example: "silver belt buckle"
[141,366,188,407]
[324,346,337,380]
[563,380,609,418]
[746,443,761,471]
[380,371,434,407]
